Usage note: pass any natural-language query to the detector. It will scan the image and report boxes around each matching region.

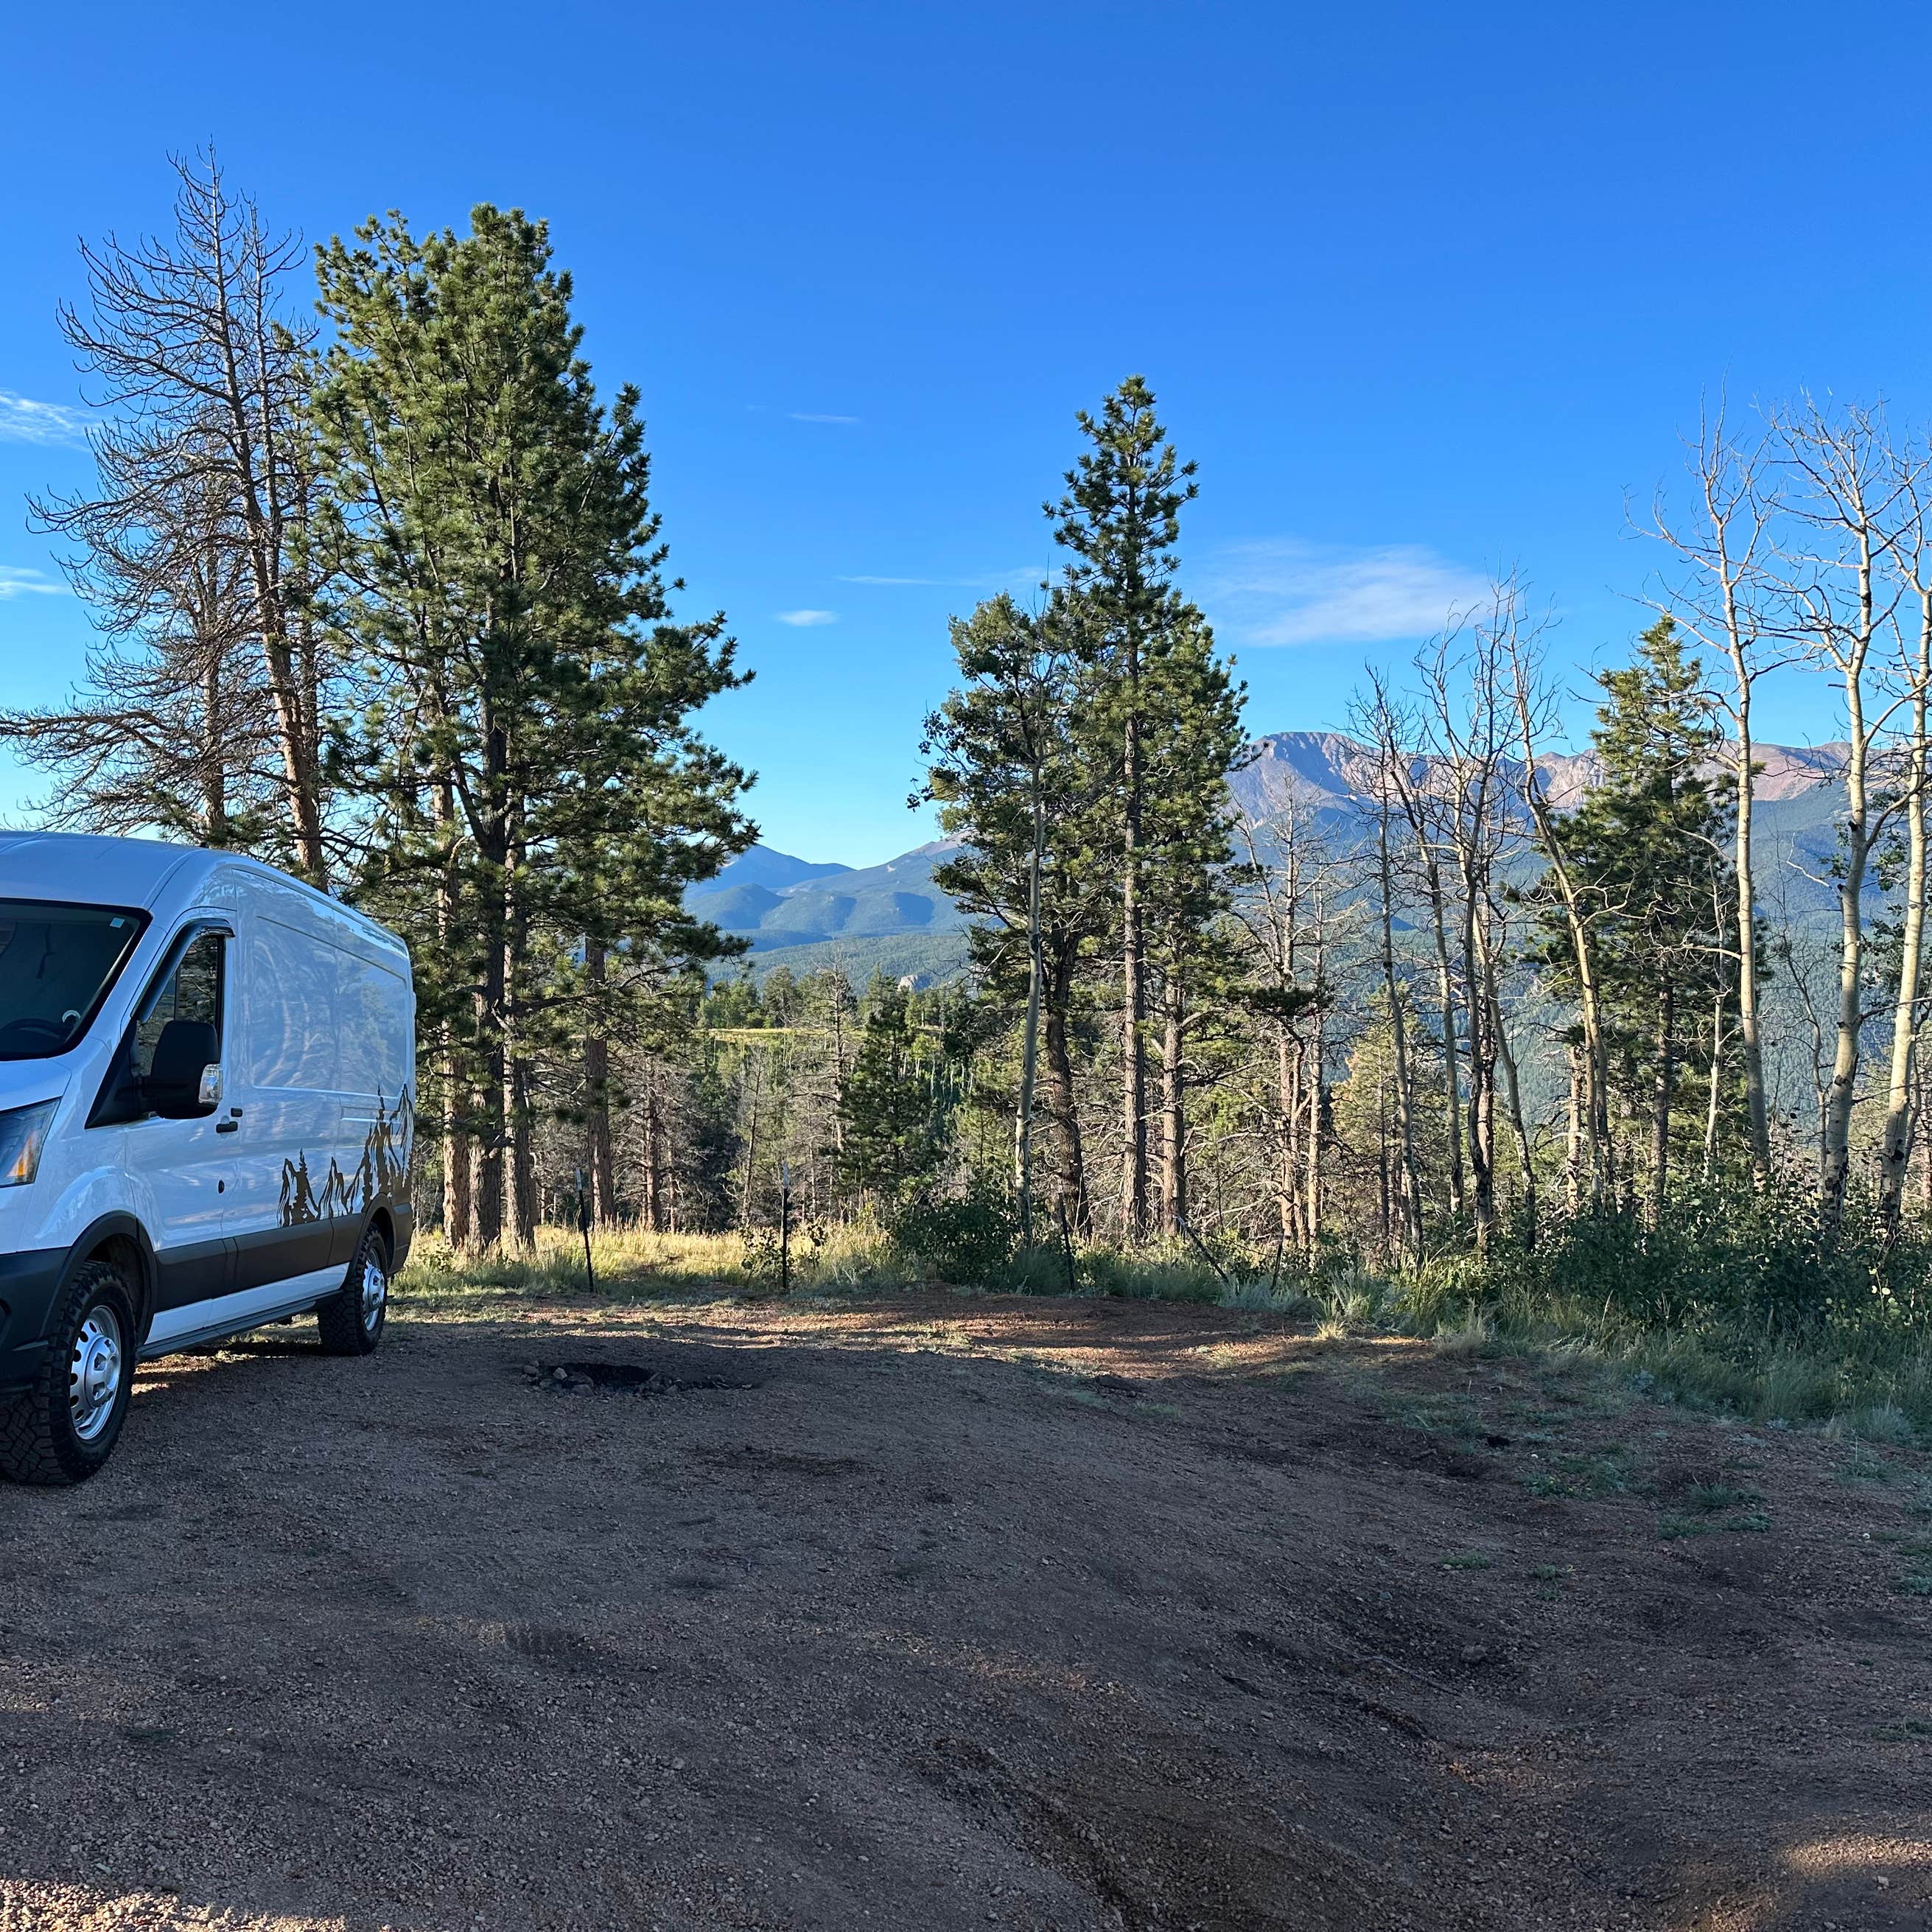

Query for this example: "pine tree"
[1047,377,1203,1241]
[923,591,1107,1238]
[311,205,751,1250]
[837,980,939,1211]
[1136,608,1246,1233]
[1533,618,1732,1211]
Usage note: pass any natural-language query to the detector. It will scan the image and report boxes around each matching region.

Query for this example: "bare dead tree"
[1701,863,1732,1179]
[1415,594,1525,1251]
[0,393,294,842]
[1646,403,1792,1183]
[1772,398,1917,1218]
[1477,872,1538,1246]
[1877,441,1932,1223]
[1505,601,1614,1207]
[1354,676,1427,1256]
[1228,791,1344,1255]
[1382,648,1471,1226]
[18,149,329,880]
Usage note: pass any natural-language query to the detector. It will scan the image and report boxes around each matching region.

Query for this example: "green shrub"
[892,1185,1020,1284]
[1078,1245,1225,1304]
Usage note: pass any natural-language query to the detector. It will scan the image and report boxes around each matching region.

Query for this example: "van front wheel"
[0,1259,137,1485]
[318,1226,388,1357]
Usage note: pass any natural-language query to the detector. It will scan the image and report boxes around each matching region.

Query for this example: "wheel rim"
[360,1253,388,1332]
[69,1305,124,1444]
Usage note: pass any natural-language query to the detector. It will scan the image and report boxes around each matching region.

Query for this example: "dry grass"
[395,1220,926,1315]
[396,1221,1311,1315]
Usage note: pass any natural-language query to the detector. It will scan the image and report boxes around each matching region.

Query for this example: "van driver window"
[132,932,225,1079]
[0,899,147,1060]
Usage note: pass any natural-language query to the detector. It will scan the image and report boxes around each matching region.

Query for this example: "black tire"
[0,1259,137,1485]
[317,1223,389,1357]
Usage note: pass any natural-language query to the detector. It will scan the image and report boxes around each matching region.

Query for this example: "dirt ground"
[1,1291,1928,1932]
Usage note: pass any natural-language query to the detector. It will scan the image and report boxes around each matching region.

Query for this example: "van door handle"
[215,1119,239,1135]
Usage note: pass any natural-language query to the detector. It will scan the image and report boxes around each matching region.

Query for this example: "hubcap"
[69,1306,124,1444]
[360,1254,388,1332]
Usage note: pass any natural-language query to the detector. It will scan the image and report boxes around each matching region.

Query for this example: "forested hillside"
[692,839,971,956]
[713,727,1858,987]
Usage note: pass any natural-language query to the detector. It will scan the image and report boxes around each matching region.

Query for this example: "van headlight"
[0,1101,57,1188]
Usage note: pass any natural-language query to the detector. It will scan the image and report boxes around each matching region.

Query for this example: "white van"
[0,833,415,1484]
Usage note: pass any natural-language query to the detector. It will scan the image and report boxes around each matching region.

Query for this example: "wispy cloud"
[1201,540,1491,647]
[775,609,839,627]
[0,392,88,447]
[0,567,69,600]
[838,564,1051,590]
[789,411,859,425]
[838,573,967,587]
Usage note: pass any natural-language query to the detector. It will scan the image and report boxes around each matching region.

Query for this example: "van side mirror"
[144,1019,221,1119]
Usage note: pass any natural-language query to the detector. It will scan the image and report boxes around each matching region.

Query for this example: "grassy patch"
[1891,1539,1932,1597]
[1527,1559,1572,1600]
[395,1222,929,1312]
[399,1221,1331,1314]
[1440,1550,1494,1571]
[1378,1199,1932,1440]
[1385,1394,1485,1442]
[1872,1717,1932,1741]
[1059,1385,1180,1419]
[1661,1506,1768,1539]
[1688,1483,1763,1513]
[1658,1513,1712,1540]
[1521,1446,1635,1499]
[1838,1448,1897,1486]
[1219,1278,1321,1317]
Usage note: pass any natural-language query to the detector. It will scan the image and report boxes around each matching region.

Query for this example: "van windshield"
[0,900,149,1060]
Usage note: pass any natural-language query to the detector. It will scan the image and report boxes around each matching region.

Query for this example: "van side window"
[244,917,335,1090]
[132,932,225,1079]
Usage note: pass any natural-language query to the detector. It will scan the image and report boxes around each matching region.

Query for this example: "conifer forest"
[13,151,1932,1428]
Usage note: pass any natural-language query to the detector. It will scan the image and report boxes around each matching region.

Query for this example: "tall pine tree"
[1533,617,1732,1211]
[1048,377,1242,1239]
[1137,609,1246,1233]
[1049,379,1193,1239]
[923,591,1110,1237]
[311,206,752,1250]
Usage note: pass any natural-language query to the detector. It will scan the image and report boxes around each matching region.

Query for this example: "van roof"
[0,830,202,907]
[0,831,407,960]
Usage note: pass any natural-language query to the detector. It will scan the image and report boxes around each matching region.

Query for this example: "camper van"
[0,833,414,1485]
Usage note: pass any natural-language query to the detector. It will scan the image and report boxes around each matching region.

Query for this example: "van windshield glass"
[0,900,149,1060]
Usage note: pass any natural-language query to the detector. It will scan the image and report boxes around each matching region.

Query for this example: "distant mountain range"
[1233,729,1848,819]
[690,838,971,979]
[698,730,1855,983]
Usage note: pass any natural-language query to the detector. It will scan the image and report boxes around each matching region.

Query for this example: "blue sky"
[4,0,1930,865]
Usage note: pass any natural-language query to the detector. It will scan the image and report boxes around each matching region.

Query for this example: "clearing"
[1,1291,1928,1931]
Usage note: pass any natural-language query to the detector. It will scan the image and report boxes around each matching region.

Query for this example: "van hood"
[0,1059,72,1116]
